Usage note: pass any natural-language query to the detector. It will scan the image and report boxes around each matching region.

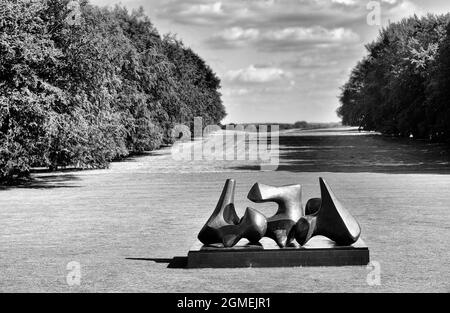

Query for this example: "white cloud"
[156,0,424,29]
[282,54,341,69]
[157,0,253,25]
[222,88,251,96]
[387,0,423,20]
[331,0,398,5]
[224,65,289,83]
[263,26,359,43]
[157,0,363,26]
[331,0,357,6]
[209,27,260,47]
[208,26,360,49]
[382,0,398,4]
[181,2,223,16]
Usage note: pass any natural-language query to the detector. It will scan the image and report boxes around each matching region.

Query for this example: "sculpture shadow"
[126,257,188,269]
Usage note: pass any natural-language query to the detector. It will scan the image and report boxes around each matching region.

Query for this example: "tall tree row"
[0,0,226,182]
[338,14,450,142]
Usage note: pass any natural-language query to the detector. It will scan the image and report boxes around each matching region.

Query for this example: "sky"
[91,0,450,124]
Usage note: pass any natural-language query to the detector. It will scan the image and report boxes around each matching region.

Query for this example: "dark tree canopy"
[338,14,450,142]
[0,0,226,182]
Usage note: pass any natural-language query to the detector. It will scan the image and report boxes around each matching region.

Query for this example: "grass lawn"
[0,128,449,292]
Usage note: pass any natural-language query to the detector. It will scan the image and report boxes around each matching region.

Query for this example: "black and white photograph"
[0,0,449,299]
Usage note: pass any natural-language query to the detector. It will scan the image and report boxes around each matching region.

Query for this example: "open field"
[1,128,449,292]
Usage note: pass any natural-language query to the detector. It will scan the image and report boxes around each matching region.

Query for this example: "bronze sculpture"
[197,179,267,247]
[293,178,361,246]
[247,183,303,248]
[197,178,361,249]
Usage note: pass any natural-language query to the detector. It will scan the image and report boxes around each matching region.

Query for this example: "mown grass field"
[0,128,449,292]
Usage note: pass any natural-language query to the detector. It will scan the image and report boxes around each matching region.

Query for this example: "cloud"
[331,0,357,6]
[208,27,260,48]
[157,0,252,25]
[282,55,339,69]
[187,2,223,15]
[331,0,397,6]
[382,0,399,4]
[222,88,251,96]
[280,43,364,70]
[263,26,359,43]
[386,0,424,20]
[207,26,360,50]
[224,65,289,83]
[157,0,423,29]
[157,0,362,26]
[222,82,297,99]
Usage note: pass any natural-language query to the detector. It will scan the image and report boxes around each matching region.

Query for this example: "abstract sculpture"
[293,178,361,246]
[197,178,361,249]
[247,183,303,248]
[197,179,267,247]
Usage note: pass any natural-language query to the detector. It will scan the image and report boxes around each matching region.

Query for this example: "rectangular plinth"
[187,236,369,268]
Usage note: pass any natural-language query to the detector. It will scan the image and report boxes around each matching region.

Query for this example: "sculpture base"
[187,236,369,268]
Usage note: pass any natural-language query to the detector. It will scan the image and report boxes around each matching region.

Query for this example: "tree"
[338,14,450,141]
[0,0,226,183]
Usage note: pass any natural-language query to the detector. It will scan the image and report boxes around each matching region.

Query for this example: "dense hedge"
[0,0,226,182]
[338,14,450,142]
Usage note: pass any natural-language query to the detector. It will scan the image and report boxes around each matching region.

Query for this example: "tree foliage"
[338,14,450,141]
[0,0,226,182]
